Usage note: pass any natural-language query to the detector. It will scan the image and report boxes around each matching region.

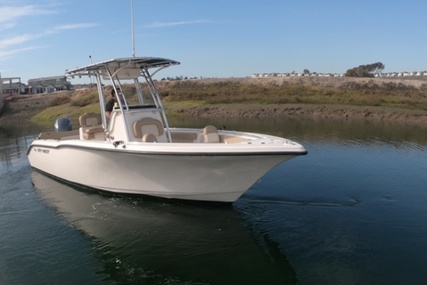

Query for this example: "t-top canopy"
[66,57,180,79]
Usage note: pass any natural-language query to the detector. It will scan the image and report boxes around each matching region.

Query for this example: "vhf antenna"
[131,0,135,57]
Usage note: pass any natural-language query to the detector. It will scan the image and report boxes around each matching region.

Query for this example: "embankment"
[1,76,427,127]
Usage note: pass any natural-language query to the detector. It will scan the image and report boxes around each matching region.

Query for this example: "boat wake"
[237,195,362,208]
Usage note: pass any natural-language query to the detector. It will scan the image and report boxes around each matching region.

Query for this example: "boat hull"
[27,141,300,202]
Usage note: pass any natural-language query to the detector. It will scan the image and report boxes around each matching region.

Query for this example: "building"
[28,76,72,94]
[1,77,27,97]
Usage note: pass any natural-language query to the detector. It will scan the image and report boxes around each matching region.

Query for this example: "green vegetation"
[30,86,148,125]
[31,90,99,125]
[30,103,99,125]
[160,79,427,110]
[48,95,72,106]
[27,78,427,126]
[69,90,99,107]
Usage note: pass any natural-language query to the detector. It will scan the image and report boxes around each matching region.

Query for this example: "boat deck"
[36,128,251,144]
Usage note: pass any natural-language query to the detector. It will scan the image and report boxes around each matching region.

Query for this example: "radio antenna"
[131,0,135,57]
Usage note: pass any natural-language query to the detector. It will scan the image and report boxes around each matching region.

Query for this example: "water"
[1,118,427,285]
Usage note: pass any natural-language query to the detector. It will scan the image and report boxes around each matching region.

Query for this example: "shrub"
[70,91,99,107]
[48,95,71,107]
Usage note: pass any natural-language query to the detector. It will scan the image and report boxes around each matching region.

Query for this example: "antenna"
[131,0,135,57]
[89,55,93,84]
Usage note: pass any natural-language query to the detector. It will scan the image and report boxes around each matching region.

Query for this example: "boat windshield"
[112,82,156,107]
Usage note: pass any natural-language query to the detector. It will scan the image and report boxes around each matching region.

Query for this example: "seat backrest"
[133,117,164,140]
[142,133,158,143]
[203,125,220,143]
[79,112,102,127]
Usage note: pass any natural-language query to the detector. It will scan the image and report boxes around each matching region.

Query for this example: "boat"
[27,57,307,202]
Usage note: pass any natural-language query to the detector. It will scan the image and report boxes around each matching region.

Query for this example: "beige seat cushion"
[79,112,102,127]
[142,133,158,143]
[79,112,104,140]
[133,118,164,138]
[203,125,220,143]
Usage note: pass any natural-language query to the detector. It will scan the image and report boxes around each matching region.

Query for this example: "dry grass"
[158,77,427,110]
[2,76,427,127]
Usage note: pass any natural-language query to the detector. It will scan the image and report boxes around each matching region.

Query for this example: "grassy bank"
[1,76,427,127]
[158,77,427,110]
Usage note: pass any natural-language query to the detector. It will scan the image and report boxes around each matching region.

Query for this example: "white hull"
[28,134,301,202]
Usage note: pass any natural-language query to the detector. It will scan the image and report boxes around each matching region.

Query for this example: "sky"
[1,0,427,84]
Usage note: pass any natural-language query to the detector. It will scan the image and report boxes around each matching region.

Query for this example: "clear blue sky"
[1,0,426,83]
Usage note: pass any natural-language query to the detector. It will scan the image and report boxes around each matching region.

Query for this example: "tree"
[345,62,385,77]
[303,69,310,74]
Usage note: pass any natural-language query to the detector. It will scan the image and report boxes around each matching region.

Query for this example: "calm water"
[1,118,427,285]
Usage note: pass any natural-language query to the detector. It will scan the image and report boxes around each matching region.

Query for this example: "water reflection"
[0,130,33,174]
[169,115,427,145]
[31,171,297,284]
[3,114,427,145]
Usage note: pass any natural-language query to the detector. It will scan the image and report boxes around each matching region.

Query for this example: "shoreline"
[1,76,427,128]
[167,103,427,126]
[2,98,427,128]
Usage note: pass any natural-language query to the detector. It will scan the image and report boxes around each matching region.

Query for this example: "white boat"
[27,57,307,202]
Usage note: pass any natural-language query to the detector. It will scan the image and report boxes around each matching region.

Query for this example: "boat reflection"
[31,171,296,285]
